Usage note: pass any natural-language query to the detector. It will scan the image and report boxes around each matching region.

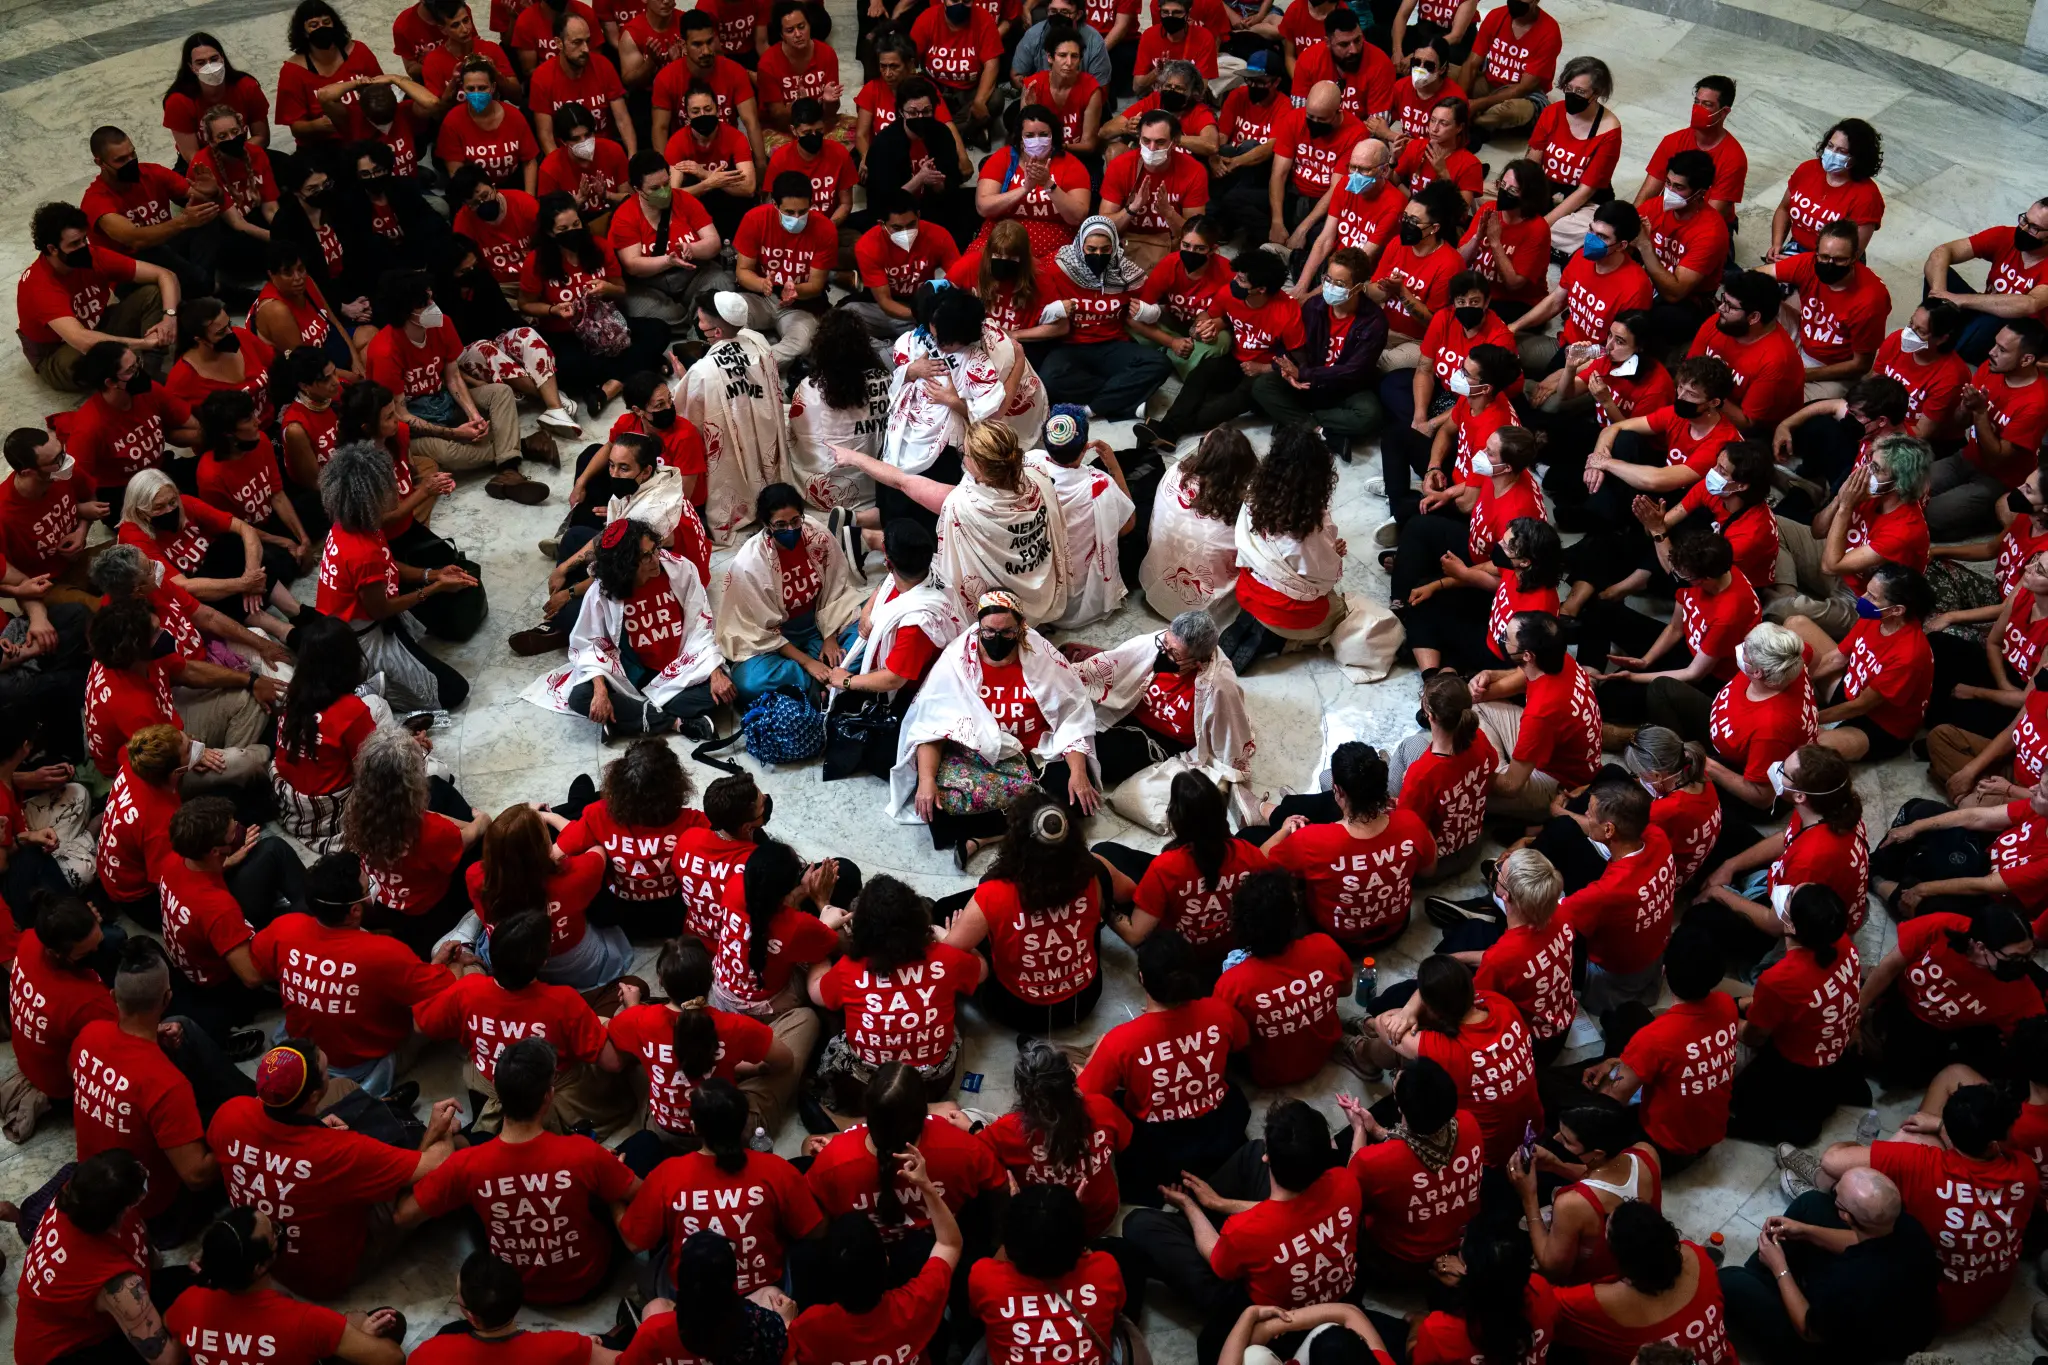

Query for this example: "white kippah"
[713,291,750,328]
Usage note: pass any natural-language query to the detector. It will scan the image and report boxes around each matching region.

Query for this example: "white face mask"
[1022,135,1053,158]
[1770,882,1797,924]
[416,302,444,330]
[1410,67,1431,89]
[1869,472,1892,497]
[1492,890,1509,915]
[1767,758,1790,798]
[1469,452,1495,476]
[1608,352,1639,377]
[1140,144,1169,169]
[1703,467,1730,496]
[1898,327,1928,355]
[1447,369,1473,397]
[571,136,597,159]
[1662,186,1688,211]
[196,58,227,84]
[1734,641,1749,677]
[889,226,920,251]
[1589,839,1612,860]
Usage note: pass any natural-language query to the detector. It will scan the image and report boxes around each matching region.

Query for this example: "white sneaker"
[1373,520,1400,549]
[538,407,580,436]
[1363,476,1386,498]
[559,393,578,418]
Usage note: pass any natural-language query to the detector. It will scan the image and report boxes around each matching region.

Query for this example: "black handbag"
[822,689,902,782]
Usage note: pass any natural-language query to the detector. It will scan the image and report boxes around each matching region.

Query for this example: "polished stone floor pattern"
[1,0,2046,1358]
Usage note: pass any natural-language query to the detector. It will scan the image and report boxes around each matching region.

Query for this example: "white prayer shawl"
[1141,462,1241,623]
[884,328,1049,475]
[1075,635,1256,785]
[935,465,1071,624]
[524,550,721,714]
[606,465,689,544]
[787,372,887,511]
[1027,450,1134,629]
[888,628,1099,821]
[712,519,868,662]
[841,578,966,678]
[684,327,790,545]
[1233,505,1343,603]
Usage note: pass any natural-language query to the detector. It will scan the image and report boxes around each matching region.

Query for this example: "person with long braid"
[167,1207,406,1365]
[621,1079,824,1299]
[979,1038,1133,1238]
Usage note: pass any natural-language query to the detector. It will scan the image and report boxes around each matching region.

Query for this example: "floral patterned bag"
[935,748,1037,815]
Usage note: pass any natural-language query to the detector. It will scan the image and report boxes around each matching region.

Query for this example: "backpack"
[693,690,826,773]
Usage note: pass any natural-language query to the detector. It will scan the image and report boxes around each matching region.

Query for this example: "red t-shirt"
[1640,198,1731,297]
[979,1094,1133,1238]
[1214,933,1353,1088]
[9,930,116,1099]
[1396,732,1497,860]
[854,220,961,301]
[272,694,376,797]
[1215,288,1306,365]
[1488,572,1560,663]
[732,203,838,288]
[1560,826,1678,976]
[671,825,754,944]
[538,138,632,213]
[1389,74,1466,142]
[974,148,1092,258]
[84,659,178,777]
[456,189,542,283]
[1133,839,1271,952]
[1897,911,2046,1036]
[1475,916,1577,1042]
[792,1253,951,1365]
[1652,782,1723,887]
[1781,159,1884,250]
[416,1330,593,1365]
[1586,353,1677,426]
[651,53,755,124]
[1348,1111,1485,1263]
[557,799,710,902]
[528,51,626,136]
[1517,658,1603,788]
[808,1112,1006,1238]
[166,1285,347,1365]
[250,914,456,1067]
[968,1252,1126,1365]
[1687,317,1806,432]
[1393,137,1484,199]
[606,1003,772,1134]
[1099,148,1211,239]
[365,317,462,400]
[1874,328,1972,430]
[1078,997,1249,1122]
[70,1020,204,1218]
[313,525,400,622]
[910,7,1001,88]
[1414,991,1545,1166]
[1870,1138,2038,1328]
[411,1129,637,1302]
[817,943,982,1068]
[974,878,1102,1005]
[1290,42,1393,123]
[435,103,538,182]
[1472,4,1561,87]
[274,42,383,130]
[1748,938,1860,1068]
[1528,101,1621,189]
[1458,203,1551,305]
[1641,406,1739,478]
[2017,690,2048,787]
[1708,675,1818,783]
[1371,239,1460,340]
[1133,21,1219,78]
[14,1207,152,1365]
[1412,1280,1561,1365]
[1677,482,1777,593]
[1962,364,2048,488]
[1269,809,1437,947]
[1676,572,1760,680]
[465,849,605,954]
[1619,992,1739,1155]
[1773,255,1891,366]
[1468,469,1545,562]
[69,385,192,488]
[1212,1167,1362,1306]
[0,472,81,579]
[711,893,841,1013]
[1275,107,1364,198]
[208,1096,423,1297]
[1838,617,1933,740]
[517,238,624,336]
[160,858,254,988]
[14,246,138,346]
[756,39,841,106]
[413,973,607,1080]
[1647,126,1748,207]
[1324,179,1409,259]
[365,810,465,913]
[1554,1243,1733,1365]
[1842,496,1930,595]
[1557,255,1653,346]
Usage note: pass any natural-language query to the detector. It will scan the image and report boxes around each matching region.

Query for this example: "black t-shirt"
[1799,1212,1941,1360]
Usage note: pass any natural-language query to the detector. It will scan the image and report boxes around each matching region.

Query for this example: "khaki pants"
[409,382,520,472]
[177,685,272,749]
[1475,699,1564,822]
[1924,725,1994,799]
[1472,96,1539,133]
[1377,339,1423,374]
[1762,514,1855,638]
[29,287,163,392]
[740,1007,816,1137]
[467,1059,634,1134]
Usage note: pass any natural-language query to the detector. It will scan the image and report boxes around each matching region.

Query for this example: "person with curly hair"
[979,1038,1133,1238]
[1220,423,1345,672]
[787,308,890,513]
[344,723,487,958]
[1766,116,1884,263]
[1138,425,1256,622]
[554,738,713,940]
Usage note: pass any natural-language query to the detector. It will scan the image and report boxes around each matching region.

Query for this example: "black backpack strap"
[692,730,747,776]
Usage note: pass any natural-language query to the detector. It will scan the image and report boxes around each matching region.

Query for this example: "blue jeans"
[729,616,859,702]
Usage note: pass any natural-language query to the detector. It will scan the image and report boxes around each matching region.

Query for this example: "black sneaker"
[381,1080,421,1113]
[1327,433,1353,463]
[676,714,715,741]
[1424,895,1497,929]
[223,1027,267,1062]
[1133,421,1170,451]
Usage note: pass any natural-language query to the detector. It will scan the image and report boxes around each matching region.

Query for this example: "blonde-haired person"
[343,725,489,959]
[1679,621,1818,819]
[1767,431,1932,640]
[117,466,304,638]
[1429,848,1577,1066]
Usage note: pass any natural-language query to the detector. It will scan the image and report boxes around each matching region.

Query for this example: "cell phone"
[1518,1120,1538,1168]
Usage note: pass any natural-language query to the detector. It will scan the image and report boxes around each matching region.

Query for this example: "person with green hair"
[1767,431,1931,640]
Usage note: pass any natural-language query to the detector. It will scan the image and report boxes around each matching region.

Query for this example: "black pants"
[136,224,229,308]
[1530,813,1616,896]
[877,444,963,533]
[1113,1083,1251,1212]
[551,315,671,400]
[1108,1128,1265,1365]
[1786,411,1867,493]
[1096,720,1192,789]
[1864,990,2006,1090]
[1390,509,1475,603]
[1209,161,1272,245]
[1117,457,1164,591]
[387,522,488,645]
[1927,630,2018,735]
[1726,1042,1869,1148]
[1398,585,1495,672]
[192,524,299,609]
[1154,355,1255,440]
[1093,840,1155,887]
[568,677,717,735]
[1379,422,1435,526]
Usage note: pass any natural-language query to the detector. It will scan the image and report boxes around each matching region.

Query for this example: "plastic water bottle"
[1353,957,1377,1010]
[749,1126,774,1152]
[1856,1108,1881,1143]
[1705,1232,1725,1265]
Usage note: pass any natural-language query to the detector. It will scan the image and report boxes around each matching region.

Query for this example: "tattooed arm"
[99,1272,183,1365]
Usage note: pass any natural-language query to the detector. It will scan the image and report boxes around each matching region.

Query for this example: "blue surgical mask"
[1321,279,1350,306]
[1346,170,1374,195]
[1702,467,1730,496]
[463,89,492,114]
[771,525,803,549]
[1580,231,1609,261]
[1854,594,1883,620]
[1819,148,1850,175]
[780,210,809,233]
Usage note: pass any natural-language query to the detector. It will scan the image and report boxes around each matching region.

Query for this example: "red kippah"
[599,520,631,548]
[255,1046,312,1108]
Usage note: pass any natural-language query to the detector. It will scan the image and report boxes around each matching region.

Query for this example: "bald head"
[1304,81,1342,121]
[1837,1167,1902,1230]
[1350,136,1390,173]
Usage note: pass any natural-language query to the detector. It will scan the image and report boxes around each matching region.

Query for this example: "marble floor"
[3,0,2048,1358]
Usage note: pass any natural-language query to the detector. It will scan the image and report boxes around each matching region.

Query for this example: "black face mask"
[124,370,152,396]
[1994,956,2033,982]
[211,330,241,354]
[1812,259,1853,286]
[1330,45,1360,72]
[1244,82,1273,103]
[473,196,502,222]
[1672,396,1701,419]
[216,133,248,159]
[361,173,392,192]
[945,1,971,20]
[981,631,1018,659]
[555,227,591,250]
[1158,88,1189,112]
[1179,247,1209,273]
[151,629,179,659]
[303,187,335,209]
[989,255,1023,281]
[1716,313,1751,338]
[1505,0,1532,15]
[1160,14,1186,32]
[1561,90,1590,115]
[113,160,142,184]
[1082,252,1112,276]
[605,474,642,499]
[910,116,945,145]
[797,131,824,154]
[306,26,340,48]
[1228,278,1250,300]
[1493,189,1520,213]
[648,406,677,430]
[1396,219,1424,246]
[59,246,93,270]
[237,436,262,452]
[1453,304,1485,329]
[2017,227,2044,254]
[754,793,774,833]
[1152,649,1179,674]
[690,113,721,139]
[151,509,182,535]
[1304,117,1333,138]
